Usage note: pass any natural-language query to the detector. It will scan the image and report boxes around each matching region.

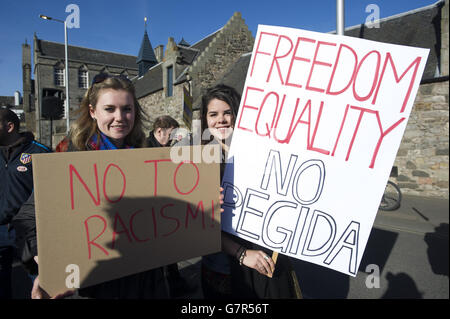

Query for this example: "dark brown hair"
[0,108,20,132]
[153,115,179,130]
[200,84,241,134]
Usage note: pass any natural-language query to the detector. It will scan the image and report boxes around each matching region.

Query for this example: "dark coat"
[0,132,50,225]
[146,131,164,148]
[11,192,38,274]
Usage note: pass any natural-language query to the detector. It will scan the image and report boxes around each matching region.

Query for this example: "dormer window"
[167,65,173,97]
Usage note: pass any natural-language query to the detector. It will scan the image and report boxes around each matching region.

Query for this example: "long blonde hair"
[70,75,148,150]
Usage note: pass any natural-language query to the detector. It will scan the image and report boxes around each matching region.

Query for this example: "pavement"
[10,194,449,299]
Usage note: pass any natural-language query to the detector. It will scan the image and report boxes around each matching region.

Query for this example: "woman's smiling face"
[206,98,234,140]
[89,88,135,147]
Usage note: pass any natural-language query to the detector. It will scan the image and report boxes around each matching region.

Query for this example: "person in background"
[147,115,179,147]
[200,84,302,299]
[146,115,196,298]
[0,109,50,299]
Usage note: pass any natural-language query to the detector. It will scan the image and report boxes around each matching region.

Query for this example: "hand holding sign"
[31,257,75,299]
[241,249,275,277]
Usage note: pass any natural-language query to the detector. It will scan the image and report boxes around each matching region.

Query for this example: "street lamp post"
[40,14,70,134]
[336,0,345,36]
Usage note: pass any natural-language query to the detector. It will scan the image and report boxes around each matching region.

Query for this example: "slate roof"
[191,52,252,111]
[134,29,220,98]
[178,38,191,47]
[341,0,444,80]
[35,37,138,70]
[137,30,158,64]
[211,53,251,99]
[133,63,163,99]
[0,96,15,107]
[214,0,444,101]
[190,29,221,52]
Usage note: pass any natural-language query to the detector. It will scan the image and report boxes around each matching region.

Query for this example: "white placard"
[222,25,429,276]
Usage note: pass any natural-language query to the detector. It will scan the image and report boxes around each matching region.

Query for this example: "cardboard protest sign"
[33,146,220,296]
[221,25,429,276]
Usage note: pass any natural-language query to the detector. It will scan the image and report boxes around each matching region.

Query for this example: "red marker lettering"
[70,164,100,210]
[84,215,109,259]
[251,32,279,77]
[373,53,422,113]
[286,37,316,89]
[266,35,293,84]
[111,212,132,249]
[144,159,171,196]
[306,41,336,93]
[129,209,150,243]
[237,86,264,133]
[103,163,126,204]
[185,201,205,229]
[173,161,200,195]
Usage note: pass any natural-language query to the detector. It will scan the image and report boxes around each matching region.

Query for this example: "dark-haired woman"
[200,84,302,299]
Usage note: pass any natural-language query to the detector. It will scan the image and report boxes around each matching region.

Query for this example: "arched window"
[54,63,65,87]
[78,66,89,89]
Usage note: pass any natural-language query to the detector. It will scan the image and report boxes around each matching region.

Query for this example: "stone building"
[344,0,449,198]
[133,12,254,132]
[22,34,139,147]
[214,0,449,198]
[20,4,448,198]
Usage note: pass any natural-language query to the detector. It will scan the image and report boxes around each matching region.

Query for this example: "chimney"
[14,91,21,106]
[154,45,164,62]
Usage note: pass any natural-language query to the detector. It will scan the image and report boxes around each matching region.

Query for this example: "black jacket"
[0,132,50,225]
[146,131,164,148]
[11,191,38,274]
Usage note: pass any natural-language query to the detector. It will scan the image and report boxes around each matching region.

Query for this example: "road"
[11,194,448,299]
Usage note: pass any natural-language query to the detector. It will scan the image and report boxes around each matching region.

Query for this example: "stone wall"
[138,12,254,133]
[189,12,254,108]
[394,80,449,198]
[33,54,138,147]
[138,85,185,135]
[441,0,449,76]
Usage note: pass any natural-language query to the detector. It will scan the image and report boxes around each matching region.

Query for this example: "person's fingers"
[31,276,50,299]
[261,260,272,276]
[31,278,41,299]
[52,290,74,299]
[266,255,276,273]
[259,251,275,275]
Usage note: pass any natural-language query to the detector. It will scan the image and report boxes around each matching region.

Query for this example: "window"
[62,98,67,119]
[54,68,65,87]
[167,65,173,97]
[78,69,88,89]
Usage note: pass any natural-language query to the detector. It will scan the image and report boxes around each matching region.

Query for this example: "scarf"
[88,132,133,150]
